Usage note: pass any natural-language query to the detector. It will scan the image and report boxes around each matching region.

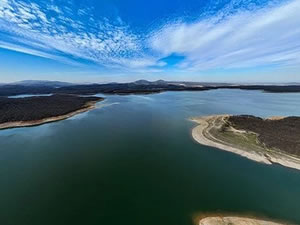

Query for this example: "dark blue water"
[1,90,300,225]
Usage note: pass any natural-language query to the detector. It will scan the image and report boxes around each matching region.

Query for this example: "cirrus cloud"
[0,0,300,76]
[149,0,300,71]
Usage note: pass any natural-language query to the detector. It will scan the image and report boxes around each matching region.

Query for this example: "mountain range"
[1,80,300,97]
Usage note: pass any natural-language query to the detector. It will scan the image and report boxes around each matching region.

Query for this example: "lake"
[1,89,300,225]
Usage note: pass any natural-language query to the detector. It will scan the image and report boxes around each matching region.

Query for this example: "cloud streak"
[149,0,300,71]
[0,0,149,68]
[0,0,300,75]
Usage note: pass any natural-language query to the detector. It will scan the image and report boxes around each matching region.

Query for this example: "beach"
[191,115,300,171]
[198,216,286,225]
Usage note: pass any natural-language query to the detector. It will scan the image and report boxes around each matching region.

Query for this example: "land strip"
[0,94,103,129]
[191,115,300,170]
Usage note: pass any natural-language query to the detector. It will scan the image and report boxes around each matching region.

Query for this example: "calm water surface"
[8,94,53,98]
[1,90,300,225]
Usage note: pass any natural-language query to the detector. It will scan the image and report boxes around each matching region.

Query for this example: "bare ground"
[190,115,300,171]
[199,216,287,225]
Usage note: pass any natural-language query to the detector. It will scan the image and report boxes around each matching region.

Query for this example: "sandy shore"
[0,101,99,130]
[191,115,300,171]
[199,216,286,225]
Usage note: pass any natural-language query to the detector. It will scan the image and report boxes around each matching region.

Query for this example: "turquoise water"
[1,90,300,225]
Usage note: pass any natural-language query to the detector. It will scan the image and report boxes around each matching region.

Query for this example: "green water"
[1,90,300,225]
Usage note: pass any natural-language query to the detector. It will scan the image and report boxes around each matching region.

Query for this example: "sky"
[0,0,299,83]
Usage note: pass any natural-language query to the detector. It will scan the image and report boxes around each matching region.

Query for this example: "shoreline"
[0,100,100,130]
[198,216,287,225]
[190,115,300,171]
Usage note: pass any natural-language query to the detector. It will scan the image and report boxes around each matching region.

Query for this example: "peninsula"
[1,80,300,131]
[0,94,103,129]
[198,216,286,225]
[191,115,300,170]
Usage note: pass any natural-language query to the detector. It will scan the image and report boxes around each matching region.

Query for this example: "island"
[198,216,285,225]
[0,94,103,129]
[191,115,300,170]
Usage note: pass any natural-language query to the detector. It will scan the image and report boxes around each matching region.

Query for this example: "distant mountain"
[133,80,153,85]
[133,79,168,85]
[152,80,167,85]
[11,80,73,88]
[1,79,300,97]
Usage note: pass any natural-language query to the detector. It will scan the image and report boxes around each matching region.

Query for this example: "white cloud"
[0,0,300,74]
[47,5,62,14]
[0,0,9,8]
[0,40,81,65]
[0,0,147,68]
[149,0,300,71]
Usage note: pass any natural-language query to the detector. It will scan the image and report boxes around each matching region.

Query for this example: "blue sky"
[0,0,299,83]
